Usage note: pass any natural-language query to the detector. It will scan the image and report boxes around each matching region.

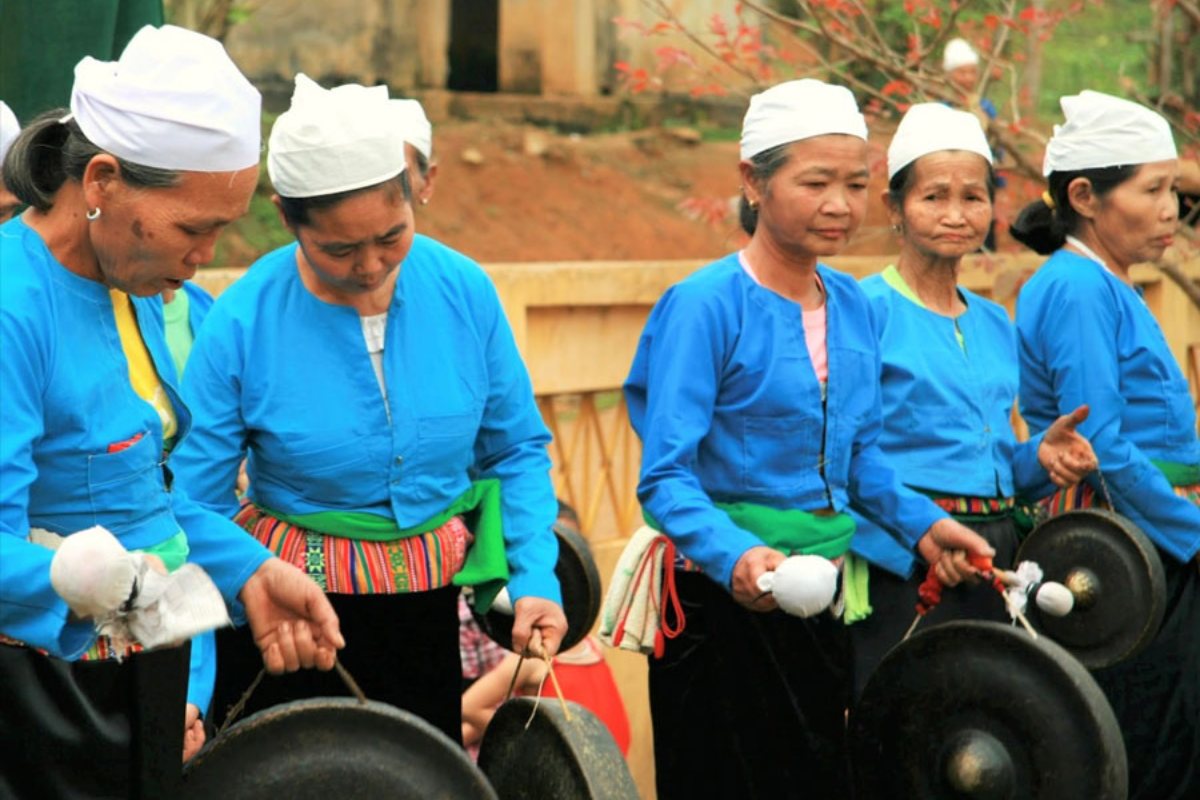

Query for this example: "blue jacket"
[624,256,948,589]
[850,274,1047,576]
[1017,249,1200,562]
[171,235,561,604]
[0,217,271,658]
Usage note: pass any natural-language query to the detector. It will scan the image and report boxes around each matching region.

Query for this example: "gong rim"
[1016,508,1166,669]
[474,521,602,653]
[477,697,638,800]
[850,621,1126,800]
[182,698,497,800]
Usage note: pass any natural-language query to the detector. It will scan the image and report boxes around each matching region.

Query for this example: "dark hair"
[277,170,413,228]
[1010,165,1140,255]
[739,143,793,235]
[886,152,997,208]
[2,109,180,212]
[412,148,432,180]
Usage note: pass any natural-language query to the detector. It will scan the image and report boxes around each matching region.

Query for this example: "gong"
[473,521,602,654]
[477,697,638,800]
[851,621,1126,800]
[182,698,496,799]
[1017,508,1166,669]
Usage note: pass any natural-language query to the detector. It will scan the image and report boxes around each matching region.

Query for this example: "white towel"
[599,526,678,656]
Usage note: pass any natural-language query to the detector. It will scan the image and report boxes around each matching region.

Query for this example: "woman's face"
[1083,159,1180,270]
[892,151,993,261]
[748,134,870,261]
[292,179,414,298]
[87,162,258,296]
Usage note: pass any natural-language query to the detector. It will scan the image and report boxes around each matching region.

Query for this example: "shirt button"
[395,456,404,464]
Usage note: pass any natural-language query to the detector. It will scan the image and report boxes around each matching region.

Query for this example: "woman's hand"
[916,518,994,587]
[238,558,344,674]
[182,703,205,762]
[512,597,568,659]
[1038,404,1098,487]
[731,545,787,611]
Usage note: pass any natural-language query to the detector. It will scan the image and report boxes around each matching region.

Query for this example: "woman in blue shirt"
[1011,90,1199,800]
[0,27,342,797]
[624,80,996,800]
[845,104,1097,696]
[171,76,566,743]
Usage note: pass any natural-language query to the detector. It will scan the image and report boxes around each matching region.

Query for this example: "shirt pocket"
[741,413,823,493]
[87,431,169,524]
[407,412,483,498]
[1162,377,1197,447]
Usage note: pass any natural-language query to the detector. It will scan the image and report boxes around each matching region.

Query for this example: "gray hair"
[3,109,180,212]
[738,143,792,235]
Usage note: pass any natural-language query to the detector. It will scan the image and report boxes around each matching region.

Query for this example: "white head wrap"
[942,38,980,72]
[69,25,261,172]
[392,99,432,160]
[887,103,993,179]
[1042,90,1177,176]
[268,74,407,199]
[0,101,20,165]
[740,79,868,161]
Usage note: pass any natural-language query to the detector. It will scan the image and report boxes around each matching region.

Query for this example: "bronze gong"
[477,697,638,800]
[1017,508,1166,669]
[851,621,1126,800]
[473,521,603,654]
[182,698,497,799]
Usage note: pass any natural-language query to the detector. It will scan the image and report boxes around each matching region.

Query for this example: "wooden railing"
[192,252,1200,800]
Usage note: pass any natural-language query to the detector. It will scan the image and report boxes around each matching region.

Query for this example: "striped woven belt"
[234,501,471,595]
[932,495,1017,517]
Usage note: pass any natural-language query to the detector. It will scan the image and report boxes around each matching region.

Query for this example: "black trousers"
[649,571,851,800]
[0,642,189,800]
[848,516,1019,700]
[208,586,464,745]
[1094,552,1199,800]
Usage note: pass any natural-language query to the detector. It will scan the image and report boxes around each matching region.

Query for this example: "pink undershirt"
[739,251,828,382]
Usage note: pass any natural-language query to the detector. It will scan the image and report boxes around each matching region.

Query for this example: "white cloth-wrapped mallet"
[755,555,840,617]
[49,525,138,619]
[1032,581,1074,617]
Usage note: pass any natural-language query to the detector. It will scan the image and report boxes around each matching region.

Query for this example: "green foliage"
[1032,1,1154,116]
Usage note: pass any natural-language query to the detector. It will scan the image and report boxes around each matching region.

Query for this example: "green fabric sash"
[141,530,189,573]
[646,501,856,559]
[842,553,873,624]
[261,479,510,610]
[1153,459,1200,488]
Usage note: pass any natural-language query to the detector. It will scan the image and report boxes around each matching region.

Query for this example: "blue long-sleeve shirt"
[624,255,948,589]
[1016,249,1200,563]
[171,235,561,604]
[849,273,1048,576]
[0,217,271,658]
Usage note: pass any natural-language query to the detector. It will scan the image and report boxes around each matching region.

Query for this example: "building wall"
[222,0,747,98]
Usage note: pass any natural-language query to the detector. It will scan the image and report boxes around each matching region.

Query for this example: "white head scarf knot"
[1042,90,1176,176]
[69,25,261,172]
[942,38,980,72]
[887,102,993,179]
[268,74,407,199]
[740,79,868,161]
[0,101,19,165]
[392,99,432,160]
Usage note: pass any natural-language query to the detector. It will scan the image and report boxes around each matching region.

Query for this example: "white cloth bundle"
[755,555,840,617]
[43,525,230,654]
[599,525,673,655]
